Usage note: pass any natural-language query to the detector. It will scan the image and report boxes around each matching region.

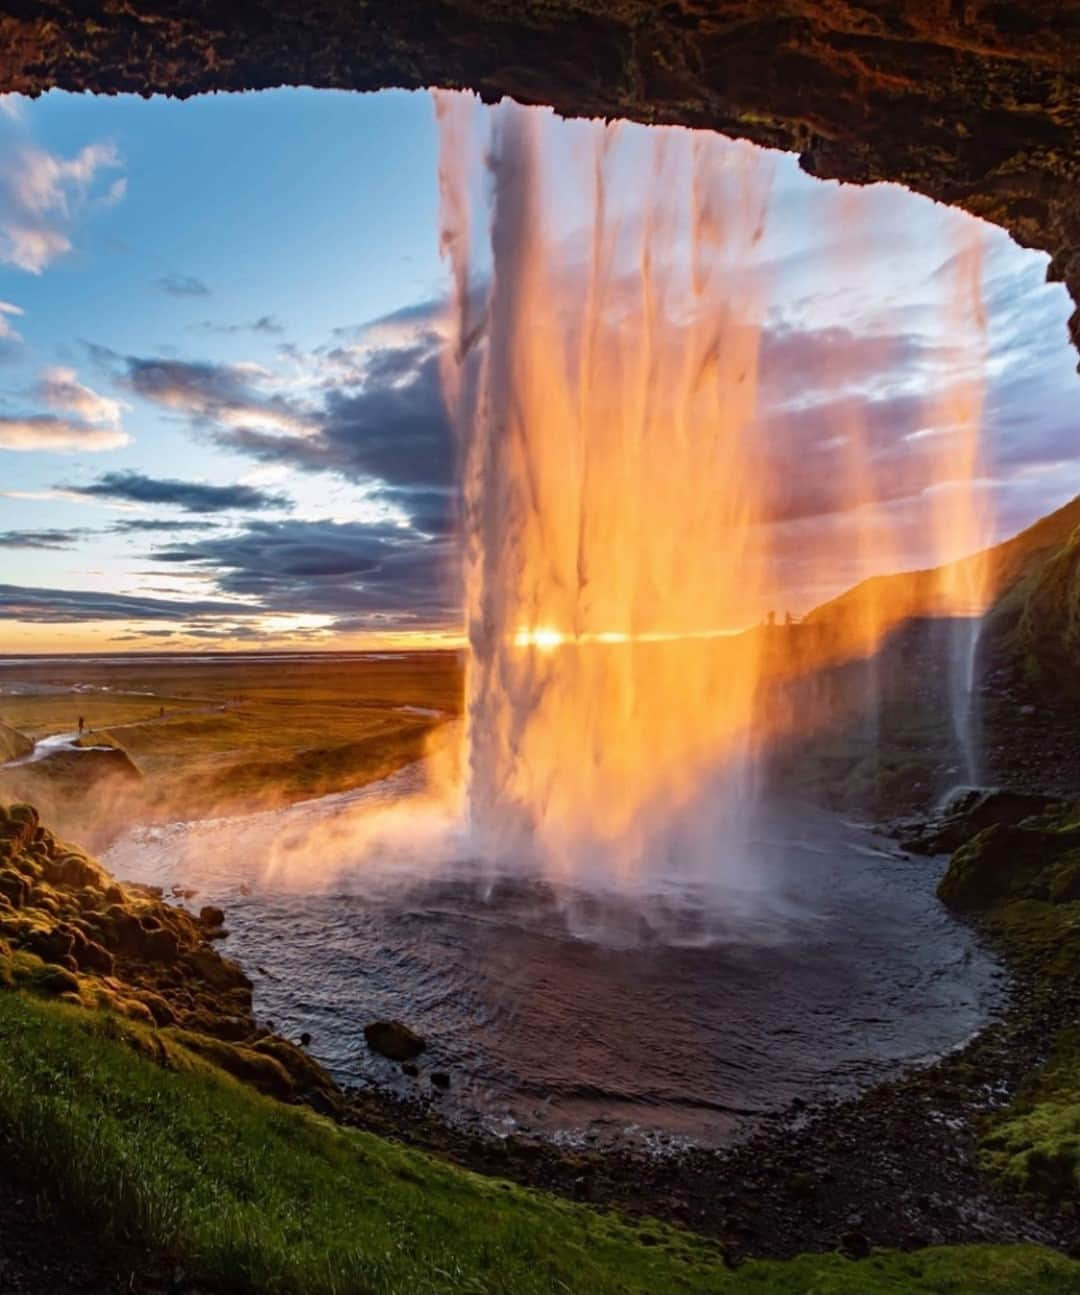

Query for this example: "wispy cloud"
[157,273,211,298]
[0,139,124,274]
[0,583,247,624]
[0,528,87,550]
[67,470,287,514]
[0,414,127,452]
[0,366,128,452]
[197,314,285,336]
[39,366,124,426]
[92,347,316,436]
[0,300,23,343]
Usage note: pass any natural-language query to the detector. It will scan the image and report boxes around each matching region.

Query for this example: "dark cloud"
[0,528,87,550]
[216,347,455,532]
[151,517,456,623]
[158,274,210,298]
[89,346,313,435]
[0,584,246,624]
[108,517,222,534]
[67,471,287,514]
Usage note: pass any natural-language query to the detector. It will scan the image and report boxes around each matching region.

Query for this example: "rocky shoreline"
[2,789,1076,1271]
[330,789,1080,1262]
[336,926,1072,1265]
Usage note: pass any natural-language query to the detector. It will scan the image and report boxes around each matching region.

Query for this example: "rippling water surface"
[104,768,1004,1149]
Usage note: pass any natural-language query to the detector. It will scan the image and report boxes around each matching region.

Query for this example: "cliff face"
[0,2,1077,353]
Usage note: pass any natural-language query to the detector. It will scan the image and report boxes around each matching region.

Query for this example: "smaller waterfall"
[949,613,985,788]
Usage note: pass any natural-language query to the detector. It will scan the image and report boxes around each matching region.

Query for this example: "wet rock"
[401,1062,419,1078]
[839,1230,872,1260]
[184,947,251,992]
[431,1071,451,1090]
[903,789,1059,856]
[44,852,101,890]
[25,927,75,964]
[198,905,225,928]
[0,869,28,908]
[37,966,80,996]
[364,1019,426,1062]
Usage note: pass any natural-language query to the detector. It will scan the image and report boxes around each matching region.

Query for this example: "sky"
[0,87,1076,654]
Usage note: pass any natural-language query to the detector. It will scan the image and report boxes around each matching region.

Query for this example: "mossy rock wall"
[0,800,342,1118]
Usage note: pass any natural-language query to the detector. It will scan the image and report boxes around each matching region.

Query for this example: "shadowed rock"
[364,1019,427,1062]
[0,800,343,1118]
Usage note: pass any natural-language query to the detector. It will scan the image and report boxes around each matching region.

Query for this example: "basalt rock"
[0,3,1078,358]
[0,799,343,1119]
[364,1019,427,1062]
[902,788,1060,856]
[937,810,1080,912]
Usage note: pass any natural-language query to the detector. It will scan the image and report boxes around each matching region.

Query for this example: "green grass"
[982,1024,1080,1201]
[0,653,463,843]
[0,991,1075,1295]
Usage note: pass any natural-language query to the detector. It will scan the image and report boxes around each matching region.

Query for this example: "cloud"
[108,517,221,534]
[0,529,86,550]
[67,470,288,514]
[158,274,210,298]
[0,300,24,343]
[4,226,71,274]
[39,366,124,426]
[197,315,285,336]
[0,583,247,624]
[100,177,128,209]
[0,367,128,452]
[0,414,128,452]
[151,518,456,623]
[0,140,123,274]
[93,347,315,436]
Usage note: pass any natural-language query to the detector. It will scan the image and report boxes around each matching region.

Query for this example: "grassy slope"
[807,494,1080,639]
[935,805,1080,1205]
[0,992,1075,1295]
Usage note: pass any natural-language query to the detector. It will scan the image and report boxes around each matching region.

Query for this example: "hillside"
[806,495,1080,652]
[0,721,32,764]
[770,495,1080,813]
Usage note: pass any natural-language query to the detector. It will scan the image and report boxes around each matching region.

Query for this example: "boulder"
[25,926,75,964]
[0,868,28,908]
[904,789,1059,856]
[199,905,225,928]
[363,1019,426,1062]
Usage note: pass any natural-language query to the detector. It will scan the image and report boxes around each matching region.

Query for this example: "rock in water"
[363,1019,426,1061]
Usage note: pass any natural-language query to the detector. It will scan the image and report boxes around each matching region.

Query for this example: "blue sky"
[0,88,1076,652]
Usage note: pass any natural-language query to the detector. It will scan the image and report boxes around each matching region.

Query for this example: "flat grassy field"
[0,652,463,842]
[0,990,1075,1295]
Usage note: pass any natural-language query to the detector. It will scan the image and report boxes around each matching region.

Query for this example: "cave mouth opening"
[2,74,1078,1160]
